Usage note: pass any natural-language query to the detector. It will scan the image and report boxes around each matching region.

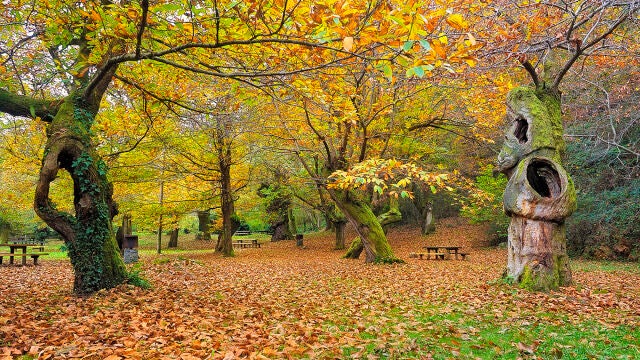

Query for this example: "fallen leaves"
[0,219,638,359]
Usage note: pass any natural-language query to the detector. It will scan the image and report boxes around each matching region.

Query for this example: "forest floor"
[1,218,639,359]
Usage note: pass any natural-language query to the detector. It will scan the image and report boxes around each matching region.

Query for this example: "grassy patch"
[572,260,640,274]
[334,304,640,359]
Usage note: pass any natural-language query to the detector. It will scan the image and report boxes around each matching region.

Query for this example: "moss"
[518,259,563,292]
[506,86,565,156]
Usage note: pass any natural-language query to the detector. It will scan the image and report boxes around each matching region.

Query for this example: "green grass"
[572,260,640,274]
[335,304,640,359]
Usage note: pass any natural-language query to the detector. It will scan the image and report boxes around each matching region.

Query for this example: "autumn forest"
[0,0,638,359]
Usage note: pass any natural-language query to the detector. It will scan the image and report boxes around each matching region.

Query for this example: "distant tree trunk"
[334,220,347,250]
[0,222,9,244]
[215,137,238,256]
[420,201,435,235]
[271,218,293,241]
[288,208,298,235]
[196,210,211,241]
[168,228,179,248]
[329,189,400,263]
[497,86,576,291]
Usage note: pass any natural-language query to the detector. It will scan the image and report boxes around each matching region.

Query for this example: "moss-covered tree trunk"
[497,86,576,291]
[34,94,127,294]
[329,189,400,263]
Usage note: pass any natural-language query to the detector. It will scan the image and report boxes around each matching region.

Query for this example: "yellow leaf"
[467,33,476,46]
[446,13,468,30]
[343,36,354,51]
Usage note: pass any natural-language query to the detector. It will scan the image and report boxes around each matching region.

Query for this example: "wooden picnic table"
[232,239,261,248]
[421,246,467,260]
[0,243,48,266]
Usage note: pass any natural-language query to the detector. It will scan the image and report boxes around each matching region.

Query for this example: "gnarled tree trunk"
[329,189,400,263]
[35,95,127,294]
[497,86,576,291]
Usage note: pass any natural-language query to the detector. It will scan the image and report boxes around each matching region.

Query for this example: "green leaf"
[400,191,409,198]
[419,40,431,51]
[402,41,414,52]
[381,63,392,81]
[430,185,437,193]
[413,65,425,78]
[374,185,383,194]
[29,105,36,118]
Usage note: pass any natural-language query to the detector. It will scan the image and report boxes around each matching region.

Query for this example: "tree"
[1,0,479,291]
[485,0,640,290]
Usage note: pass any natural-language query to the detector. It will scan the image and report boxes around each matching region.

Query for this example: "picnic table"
[0,243,49,266]
[232,239,261,248]
[414,246,469,260]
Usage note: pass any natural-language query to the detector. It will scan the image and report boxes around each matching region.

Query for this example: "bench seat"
[232,239,261,248]
[0,252,49,265]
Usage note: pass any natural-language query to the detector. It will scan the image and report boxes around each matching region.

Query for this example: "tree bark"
[497,86,576,291]
[34,95,127,294]
[215,129,238,256]
[329,189,400,263]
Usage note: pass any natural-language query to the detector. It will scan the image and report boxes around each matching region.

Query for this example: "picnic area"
[1,219,639,359]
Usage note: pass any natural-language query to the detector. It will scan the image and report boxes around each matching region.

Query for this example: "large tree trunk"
[497,87,576,291]
[34,95,127,294]
[329,189,400,263]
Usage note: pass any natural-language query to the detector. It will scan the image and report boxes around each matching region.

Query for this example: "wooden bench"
[232,239,261,248]
[409,252,469,260]
[10,235,46,251]
[0,252,49,265]
[410,252,447,260]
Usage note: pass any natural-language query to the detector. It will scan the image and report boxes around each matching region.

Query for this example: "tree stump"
[497,87,576,291]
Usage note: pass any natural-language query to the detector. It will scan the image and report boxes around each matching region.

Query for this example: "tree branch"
[135,0,150,59]
[0,89,62,121]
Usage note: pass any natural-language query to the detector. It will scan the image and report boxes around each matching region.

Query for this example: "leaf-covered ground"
[1,219,639,359]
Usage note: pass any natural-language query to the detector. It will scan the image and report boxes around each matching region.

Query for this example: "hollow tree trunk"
[497,86,576,291]
[35,95,127,294]
[329,189,400,263]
